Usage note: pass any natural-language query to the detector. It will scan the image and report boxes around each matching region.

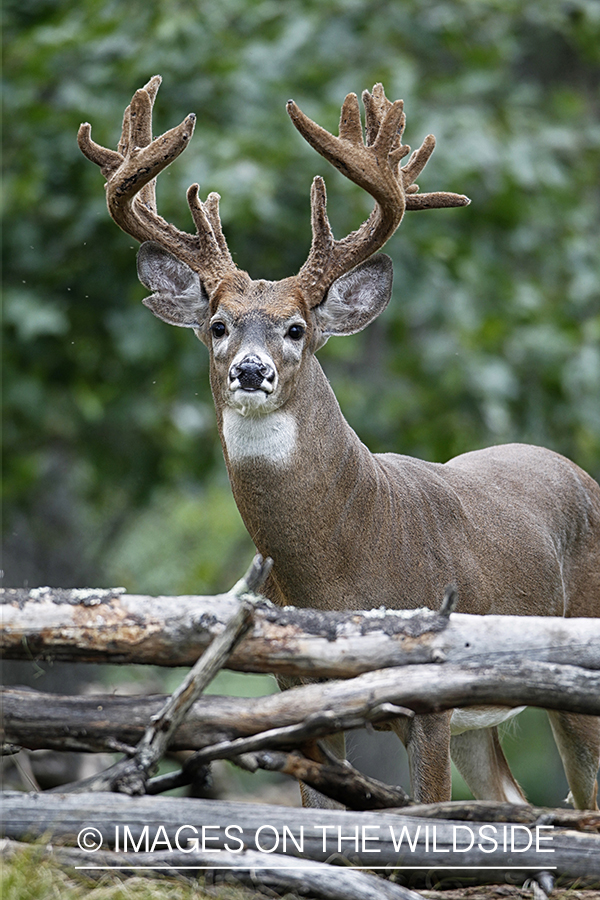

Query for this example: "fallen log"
[2,587,600,676]
[3,660,600,757]
[2,791,599,884]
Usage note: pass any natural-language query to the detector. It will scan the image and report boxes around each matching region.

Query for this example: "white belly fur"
[222,408,297,464]
[450,706,526,735]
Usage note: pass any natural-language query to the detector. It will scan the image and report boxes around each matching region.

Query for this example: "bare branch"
[242,748,412,809]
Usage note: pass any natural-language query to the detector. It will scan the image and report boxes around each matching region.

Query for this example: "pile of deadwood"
[2,556,600,900]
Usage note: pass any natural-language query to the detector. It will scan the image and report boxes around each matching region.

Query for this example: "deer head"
[78,77,469,429]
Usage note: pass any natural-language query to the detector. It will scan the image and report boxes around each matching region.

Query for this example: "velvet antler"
[287,84,470,305]
[77,76,237,295]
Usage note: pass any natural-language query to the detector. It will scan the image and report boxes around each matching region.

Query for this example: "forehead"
[211,275,310,321]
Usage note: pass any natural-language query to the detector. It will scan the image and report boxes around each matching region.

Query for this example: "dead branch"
[104,588,254,794]
[240,748,412,809]
[146,745,412,809]
[51,602,254,794]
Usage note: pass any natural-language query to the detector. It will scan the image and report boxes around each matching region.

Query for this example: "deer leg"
[450,726,526,804]
[391,711,452,803]
[547,710,600,810]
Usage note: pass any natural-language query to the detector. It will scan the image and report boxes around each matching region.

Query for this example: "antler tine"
[129,76,162,214]
[78,77,237,294]
[204,192,235,261]
[310,176,335,251]
[186,184,235,267]
[288,86,470,305]
[363,84,407,159]
[338,93,363,145]
[363,84,393,148]
[304,175,336,283]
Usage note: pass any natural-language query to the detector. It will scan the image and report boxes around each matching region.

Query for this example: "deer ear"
[314,254,393,339]
[137,242,210,330]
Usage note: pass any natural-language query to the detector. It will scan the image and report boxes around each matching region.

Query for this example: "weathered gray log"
[4,660,600,758]
[0,588,447,673]
[1,838,424,900]
[2,587,600,676]
[2,791,599,883]
[0,685,407,753]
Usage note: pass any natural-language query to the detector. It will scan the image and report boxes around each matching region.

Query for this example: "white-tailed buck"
[79,77,600,809]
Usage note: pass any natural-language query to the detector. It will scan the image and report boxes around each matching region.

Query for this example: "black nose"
[230,355,275,390]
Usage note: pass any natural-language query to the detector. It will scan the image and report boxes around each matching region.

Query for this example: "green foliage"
[105,479,251,595]
[3,1,600,594]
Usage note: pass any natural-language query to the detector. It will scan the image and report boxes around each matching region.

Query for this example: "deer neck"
[214,356,379,607]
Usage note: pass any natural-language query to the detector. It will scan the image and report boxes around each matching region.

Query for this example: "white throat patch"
[222,408,297,465]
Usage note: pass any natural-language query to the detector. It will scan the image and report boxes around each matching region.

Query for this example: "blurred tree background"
[3,0,599,805]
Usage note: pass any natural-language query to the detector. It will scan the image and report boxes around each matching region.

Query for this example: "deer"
[78,76,600,810]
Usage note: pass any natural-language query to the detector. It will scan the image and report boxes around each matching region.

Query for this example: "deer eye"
[287,323,305,341]
[211,321,227,338]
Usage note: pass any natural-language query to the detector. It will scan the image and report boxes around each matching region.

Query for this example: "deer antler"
[77,76,237,294]
[287,84,470,305]
[79,79,469,304]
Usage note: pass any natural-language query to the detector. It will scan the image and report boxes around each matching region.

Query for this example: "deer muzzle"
[229,354,276,393]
